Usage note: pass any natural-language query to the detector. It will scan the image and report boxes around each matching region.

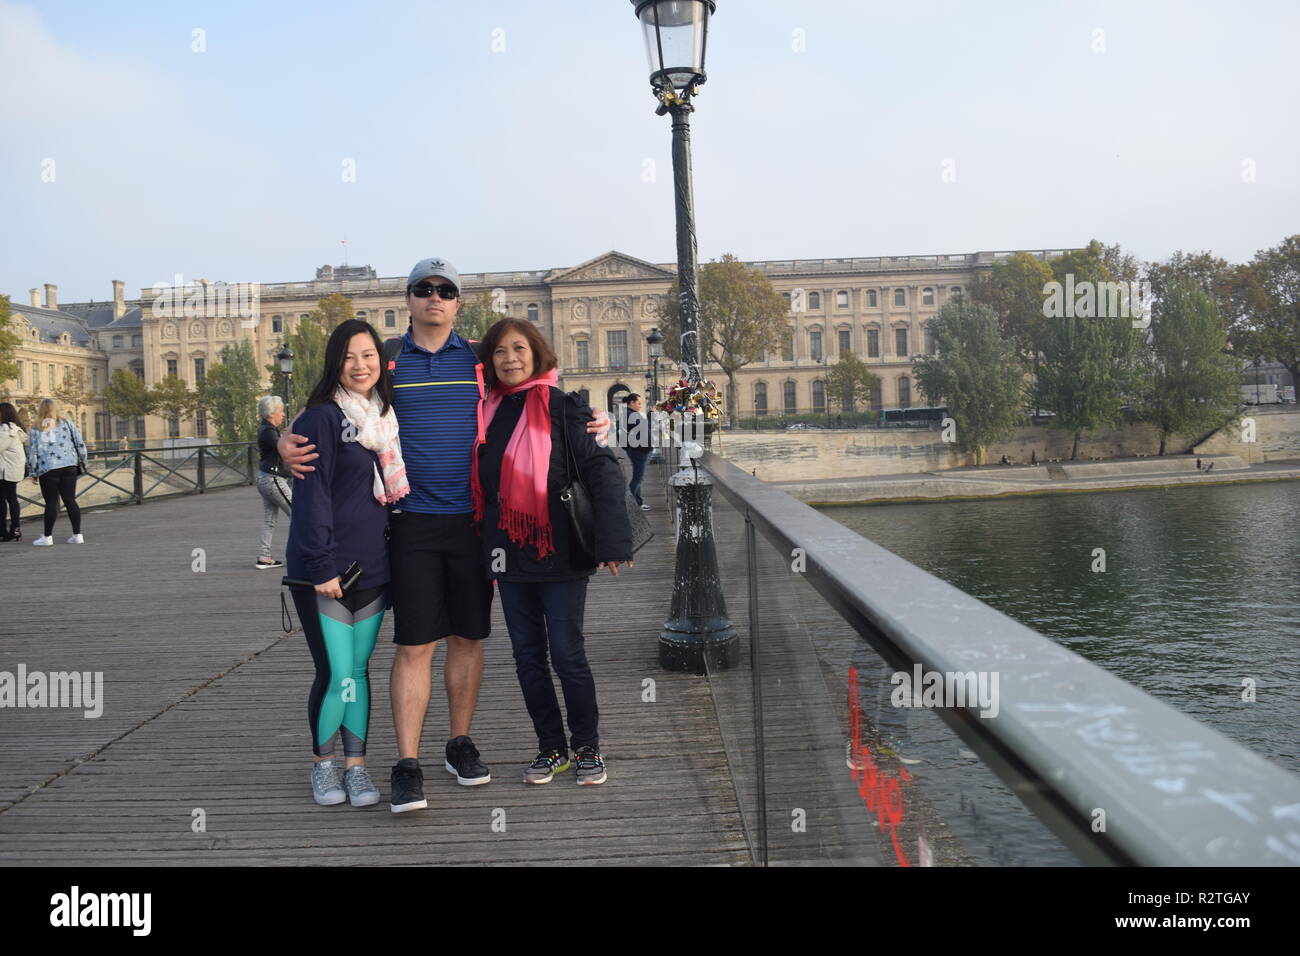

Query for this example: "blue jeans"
[497,578,598,753]
[627,448,650,506]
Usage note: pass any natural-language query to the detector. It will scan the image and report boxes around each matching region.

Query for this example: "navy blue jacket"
[478,388,633,582]
[285,402,390,589]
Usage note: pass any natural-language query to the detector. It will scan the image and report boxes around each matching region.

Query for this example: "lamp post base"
[657,467,738,674]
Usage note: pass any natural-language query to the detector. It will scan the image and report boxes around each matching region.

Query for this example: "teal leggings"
[292,584,389,758]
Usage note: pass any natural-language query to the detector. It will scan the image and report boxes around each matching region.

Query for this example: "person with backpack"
[26,398,87,547]
[0,403,29,541]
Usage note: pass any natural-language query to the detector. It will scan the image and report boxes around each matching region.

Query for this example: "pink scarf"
[471,369,560,559]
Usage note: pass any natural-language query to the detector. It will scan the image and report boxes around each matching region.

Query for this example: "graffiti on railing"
[848,664,923,866]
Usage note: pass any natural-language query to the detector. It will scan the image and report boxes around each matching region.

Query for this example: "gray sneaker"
[311,758,347,805]
[343,765,381,807]
[573,746,607,786]
[523,749,570,785]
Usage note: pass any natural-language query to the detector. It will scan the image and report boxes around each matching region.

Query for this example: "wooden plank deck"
[0,477,750,866]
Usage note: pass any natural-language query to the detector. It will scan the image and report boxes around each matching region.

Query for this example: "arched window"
[808,291,821,310]
[812,380,826,413]
[527,303,539,322]
[950,286,963,300]
[898,376,911,408]
[355,311,367,320]
[809,330,823,363]
[271,314,283,333]
[755,382,768,416]
[835,290,849,309]
[782,292,791,308]
[922,287,934,305]
[925,325,937,355]
[894,288,906,307]
[385,309,396,328]
[866,290,878,307]
[783,380,797,414]
[895,328,908,356]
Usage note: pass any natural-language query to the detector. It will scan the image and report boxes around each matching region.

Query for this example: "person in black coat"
[471,318,633,786]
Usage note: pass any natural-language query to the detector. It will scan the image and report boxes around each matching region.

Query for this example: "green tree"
[103,368,154,425]
[202,340,263,443]
[269,294,353,417]
[825,352,879,413]
[0,295,20,388]
[971,251,1056,364]
[150,374,198,437]
[656,253,789,426]
[456,291,497,342]
[1135,282,1240,456]
[1237,236,1300,397]
[913,301,1027,465]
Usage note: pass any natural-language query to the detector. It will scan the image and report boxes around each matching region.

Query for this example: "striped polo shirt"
[390,327,482,515]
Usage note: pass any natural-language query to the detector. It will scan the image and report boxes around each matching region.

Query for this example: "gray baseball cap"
[406,257,460,293]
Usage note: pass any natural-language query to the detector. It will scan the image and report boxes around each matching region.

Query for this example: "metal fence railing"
[16,442,257,519]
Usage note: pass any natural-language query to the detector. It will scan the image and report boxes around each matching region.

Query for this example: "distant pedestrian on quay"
[26,398,86,547]
[0,403,29,541]
[255,395,293,570]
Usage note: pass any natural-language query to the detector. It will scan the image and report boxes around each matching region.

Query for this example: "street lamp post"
[1254,357,1262,405]
[646,327,664,463]
[632,0,737,673]
[277,345,294,415]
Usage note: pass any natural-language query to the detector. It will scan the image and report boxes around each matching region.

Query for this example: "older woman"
[470,317,633,786]
[255,395,292,569]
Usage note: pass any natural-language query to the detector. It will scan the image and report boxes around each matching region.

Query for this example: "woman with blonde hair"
[26,398,87,547]
[0,402,29,541]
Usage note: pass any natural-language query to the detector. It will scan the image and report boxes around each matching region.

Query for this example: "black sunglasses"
[409,282,459,300]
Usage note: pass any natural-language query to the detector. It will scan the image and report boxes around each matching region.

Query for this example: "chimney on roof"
[44,283,57,311]
[30,288,42,308]
[113,279,125,318]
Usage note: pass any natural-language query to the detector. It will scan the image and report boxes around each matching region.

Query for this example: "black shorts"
[389,510,493,645]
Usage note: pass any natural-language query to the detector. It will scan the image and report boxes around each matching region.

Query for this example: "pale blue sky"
[3,0,1297,303]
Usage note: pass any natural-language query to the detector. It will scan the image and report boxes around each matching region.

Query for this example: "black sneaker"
[389,758,428,813]
[445,736,491,786]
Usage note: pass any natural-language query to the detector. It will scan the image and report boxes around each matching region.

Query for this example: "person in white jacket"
[0,403,29,541]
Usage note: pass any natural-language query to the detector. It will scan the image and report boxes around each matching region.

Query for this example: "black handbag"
[558,406,653,561]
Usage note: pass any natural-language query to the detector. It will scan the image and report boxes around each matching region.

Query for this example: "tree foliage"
[912,301,1027,463]
[825,352,879,413]
[104,368,154,421]
[456,291,497,343]
[1134,282,1240,455]
[0,295,20,388]
[202,340,263,443]
[150,374,198,432]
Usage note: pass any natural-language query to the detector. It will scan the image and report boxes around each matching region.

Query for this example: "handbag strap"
[558,392,587,494]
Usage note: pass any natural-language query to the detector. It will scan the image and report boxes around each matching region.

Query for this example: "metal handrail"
[701,451,1300,866]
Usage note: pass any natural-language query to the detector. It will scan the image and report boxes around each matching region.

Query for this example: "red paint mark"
[848,664,914,866]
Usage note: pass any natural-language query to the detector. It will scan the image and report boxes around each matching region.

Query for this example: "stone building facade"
[4,248,1071,442]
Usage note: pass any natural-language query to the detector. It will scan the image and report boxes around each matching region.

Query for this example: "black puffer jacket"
[478,388,632,582]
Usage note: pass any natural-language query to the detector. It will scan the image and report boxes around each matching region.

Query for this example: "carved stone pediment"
[549,251,675,285]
